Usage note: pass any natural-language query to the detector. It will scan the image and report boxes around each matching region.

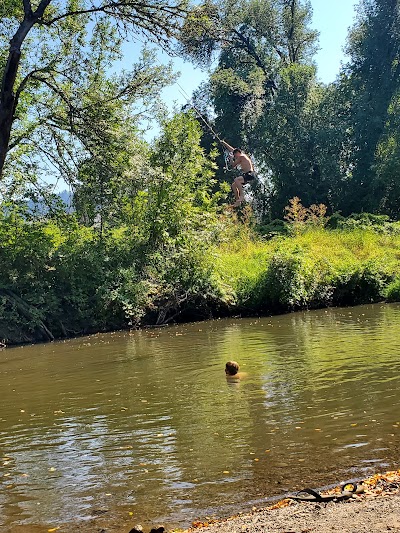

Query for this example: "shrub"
[326,212,345,229]
[247,248,317,311]
[256,219,290,239]
[329,261,391,306]
[385,278,400,302]
[327,212,400,235]
[284,197,328,235]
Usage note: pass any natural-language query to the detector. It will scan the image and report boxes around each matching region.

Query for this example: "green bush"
[2,205,400,345]
[257,219,290,239]
[216,226,400,315]
[260,249,310,309]
[326,212,400,235]
[328,261,391,306]
[385,278,400,302]
[326,212,345,229]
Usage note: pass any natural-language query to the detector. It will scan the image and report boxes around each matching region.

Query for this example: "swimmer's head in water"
[225,360,240,376]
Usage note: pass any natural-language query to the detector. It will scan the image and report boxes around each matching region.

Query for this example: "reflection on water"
[1,304,400,530]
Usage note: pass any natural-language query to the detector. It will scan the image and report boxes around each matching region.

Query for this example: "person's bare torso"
[233,153,253,173]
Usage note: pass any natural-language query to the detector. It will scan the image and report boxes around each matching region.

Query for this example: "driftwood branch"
[0,289,54,341]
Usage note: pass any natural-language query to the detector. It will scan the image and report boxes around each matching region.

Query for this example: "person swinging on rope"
[221,141,257,207]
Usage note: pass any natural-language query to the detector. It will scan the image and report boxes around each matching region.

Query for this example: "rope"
[174,84,233,171]
[174,84,224,144]
[130,35,233,168]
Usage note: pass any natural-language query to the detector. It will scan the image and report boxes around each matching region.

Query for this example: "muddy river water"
[1,304,400,531]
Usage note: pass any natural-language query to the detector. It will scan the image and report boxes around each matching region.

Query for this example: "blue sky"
[156,0,359,111]
[312,0,358,82]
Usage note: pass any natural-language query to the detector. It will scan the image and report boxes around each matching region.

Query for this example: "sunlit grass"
[218,228,400,273]
[294,228,400,265]
[214,227,400,309]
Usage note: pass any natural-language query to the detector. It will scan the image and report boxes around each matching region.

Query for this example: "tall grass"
[215,227,400,313]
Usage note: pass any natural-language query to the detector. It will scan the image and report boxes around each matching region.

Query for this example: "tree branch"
[23,0,32,16]
[33,0,53,20]
[8,118,47,150]
[39,0,186,28]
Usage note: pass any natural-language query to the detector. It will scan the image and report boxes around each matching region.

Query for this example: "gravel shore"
[182,470,400,533]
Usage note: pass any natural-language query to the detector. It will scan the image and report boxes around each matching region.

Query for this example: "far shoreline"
[2,300,399,349]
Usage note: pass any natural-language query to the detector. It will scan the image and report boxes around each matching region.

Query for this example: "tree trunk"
[0,47,21,177]
[0,1,51,178]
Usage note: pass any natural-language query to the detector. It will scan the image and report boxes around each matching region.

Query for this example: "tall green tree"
[179,0,322,217]
[105,111,225,326]
[253,63,328,217]
[179,0,318,147]
[147,110,219,248]
[0,0,187,181]
[374,90,400,217]
[342,0,400,213]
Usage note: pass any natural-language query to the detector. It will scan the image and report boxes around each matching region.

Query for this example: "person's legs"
[231,176,245,206]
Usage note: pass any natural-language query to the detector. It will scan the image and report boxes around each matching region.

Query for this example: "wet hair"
[225,360,240,376]
[233,148,242,155]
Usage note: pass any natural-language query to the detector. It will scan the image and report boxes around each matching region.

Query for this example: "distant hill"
[27,189,73,214]
[59,189,72,206]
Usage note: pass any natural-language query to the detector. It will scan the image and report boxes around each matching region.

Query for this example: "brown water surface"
[1,304,400,531]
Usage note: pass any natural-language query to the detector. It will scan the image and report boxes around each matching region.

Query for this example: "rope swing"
[174,83,233,172]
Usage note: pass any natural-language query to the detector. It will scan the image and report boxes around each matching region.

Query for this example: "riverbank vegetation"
[2,201,400,344]
[1,0,400,345]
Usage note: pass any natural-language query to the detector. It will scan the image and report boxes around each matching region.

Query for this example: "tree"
[178,0,321,217]
[253,63,326,217]
[103,110,226,326]
[179,0,318,87]
[306,76,355,214]
[0,0,187,180]
[147,109,219,248]
[374,91,400,217]
[341,0,400,213]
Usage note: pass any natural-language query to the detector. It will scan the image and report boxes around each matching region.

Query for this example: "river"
[1,303,400,531]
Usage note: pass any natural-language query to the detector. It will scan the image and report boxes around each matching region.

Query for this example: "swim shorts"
[243,171,257,184]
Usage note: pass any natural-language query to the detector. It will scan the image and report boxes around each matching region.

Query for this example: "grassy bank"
[1,210,400,346]
[215,226,400,313]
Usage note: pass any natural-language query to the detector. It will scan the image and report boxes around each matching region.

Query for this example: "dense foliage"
[2,204,400,344]
[180,0,400,220]
[0,0,189,189]
[0,110,231,343]
[1,0,400,345]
